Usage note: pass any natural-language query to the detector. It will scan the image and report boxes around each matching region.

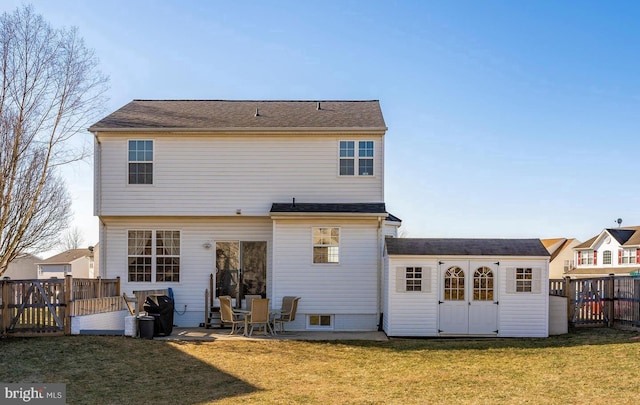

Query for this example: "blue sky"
[6,1,640,250]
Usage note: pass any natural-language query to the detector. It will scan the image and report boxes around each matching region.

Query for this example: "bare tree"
[0,6,108,276]
[60,226,85,251]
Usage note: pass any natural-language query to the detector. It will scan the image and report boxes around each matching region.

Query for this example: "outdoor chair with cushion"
[246,298,274,336]
[273,296,300,333]
[219,295,245,335]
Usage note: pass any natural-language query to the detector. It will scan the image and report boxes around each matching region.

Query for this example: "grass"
[1,328,639,404]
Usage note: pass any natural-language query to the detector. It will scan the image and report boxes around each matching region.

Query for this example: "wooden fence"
[1,276,121,337]
[549,275,640,327]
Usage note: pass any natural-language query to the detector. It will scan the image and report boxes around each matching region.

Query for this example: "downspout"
[92,132,106,278]
[377,216,383,331]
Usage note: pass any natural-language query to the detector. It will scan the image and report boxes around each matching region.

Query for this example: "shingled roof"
[89,100,387,131]
[270,202,386,214]
[386,238,550,257]
[575,226,640,249]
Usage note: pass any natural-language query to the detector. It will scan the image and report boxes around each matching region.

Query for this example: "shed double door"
[438,261,498,335]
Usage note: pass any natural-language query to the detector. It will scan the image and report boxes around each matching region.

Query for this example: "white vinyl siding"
[97,134,384,216]
[102,216,273,327]
[384,257,548,338]
[272,218,380,331]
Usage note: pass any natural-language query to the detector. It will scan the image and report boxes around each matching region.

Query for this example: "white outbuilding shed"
[383,238,550,337]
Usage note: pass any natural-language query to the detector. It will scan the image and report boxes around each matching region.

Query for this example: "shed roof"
[386,238,550,257]
[89,100,386,131]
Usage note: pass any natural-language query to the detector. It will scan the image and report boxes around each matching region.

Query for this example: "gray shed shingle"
[89,100,386,131]
[386,238,550,257]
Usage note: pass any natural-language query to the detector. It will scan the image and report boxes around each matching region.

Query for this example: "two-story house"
[36,247,98,279]
[89,100,400,330]
[541,238,581,279]
[571,226,640,278]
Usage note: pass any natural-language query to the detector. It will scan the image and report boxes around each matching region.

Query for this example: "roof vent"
[316,101,321,110]
[292,197,296,207]
[255,108,260,117]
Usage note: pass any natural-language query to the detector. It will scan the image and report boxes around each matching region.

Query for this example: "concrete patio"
[153,327,389,342]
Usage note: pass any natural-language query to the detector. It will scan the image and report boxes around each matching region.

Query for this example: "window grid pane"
[358,159,373,176]
[358,141,374,157]
[128,230,152,282]
[473,267,494,301]
[603,251,612,265]
[516,268,532,292]
[444,267,464,300]
[339,141,354,157]
[128,140,153,184]
[406,267,422,291]
[313,228,339,263]
[156,230,180,282]
[340,159,354,175]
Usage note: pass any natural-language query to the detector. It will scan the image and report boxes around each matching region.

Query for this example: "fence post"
[564,276,572,325]
[1,280,9,335]
[607,274,615,327]
[64,275,72,335]
[209,273,214,309]
[116,276,121,297]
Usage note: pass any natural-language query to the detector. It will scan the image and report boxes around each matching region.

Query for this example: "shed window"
[516,268,532,292]
[444,266,464,300]
[473,267,494,300]
[406,267,422,291]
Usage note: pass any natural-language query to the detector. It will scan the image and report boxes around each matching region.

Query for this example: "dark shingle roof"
[270,203,386,214]
[386,238,550,257]
[89,100,386,131]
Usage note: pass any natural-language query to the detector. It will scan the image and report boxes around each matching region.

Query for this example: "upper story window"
[603,250,612,265]
[313,227,339,263]
[578,250,593,265]
[621,248,637,264]
[339,140,374,176]
[129,140,153,184]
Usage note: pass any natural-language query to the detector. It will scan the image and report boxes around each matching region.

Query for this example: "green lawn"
[1,328,639,404]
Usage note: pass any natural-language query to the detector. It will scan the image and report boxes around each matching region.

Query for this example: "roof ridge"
[131,99,380,102]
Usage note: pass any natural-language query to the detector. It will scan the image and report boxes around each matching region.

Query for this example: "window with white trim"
[603,250,612,265]
[339,140,374,176]
[578,250,593,265]
[128,140,153,184]
[128,230,180,282]
[406,267,422,291]
[313,227,339,263]
[621,249,637,264]
[396,266,432,293]
[308,314,332,329]
[516,268,532,292]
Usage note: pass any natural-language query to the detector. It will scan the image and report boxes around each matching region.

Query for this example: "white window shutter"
[422,267,432,294]
[505,267,516,293]
[532,267,542,294]
[396,267,406,293]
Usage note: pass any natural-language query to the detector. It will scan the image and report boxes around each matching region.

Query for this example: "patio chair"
[273,296,300,333]
[219,295,245,335]
[244,294,262,312]
[246,298,274,336]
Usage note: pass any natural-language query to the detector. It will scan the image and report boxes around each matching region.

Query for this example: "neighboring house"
[89,100,399,330]
[541,238,581,279]
[36,247,97,279]
[570,226,640,278]
[384,238,550,337]
[3,254,40,279]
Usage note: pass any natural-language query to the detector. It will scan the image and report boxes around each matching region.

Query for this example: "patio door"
[439,261,498,335]
[215,241,266,307]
